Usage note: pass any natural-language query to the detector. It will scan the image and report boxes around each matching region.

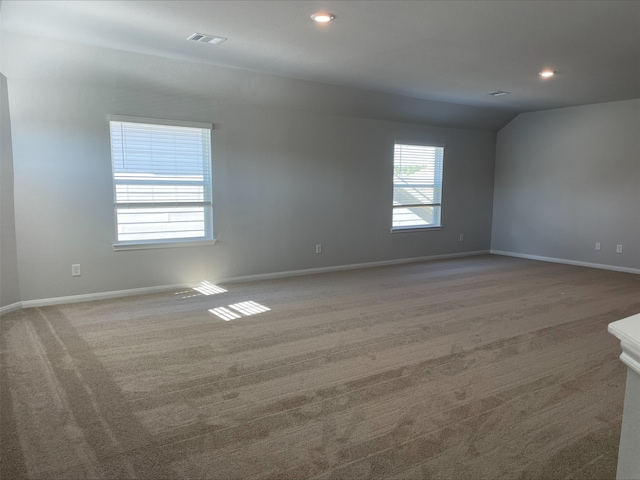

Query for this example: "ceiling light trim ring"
[311,12,336,23]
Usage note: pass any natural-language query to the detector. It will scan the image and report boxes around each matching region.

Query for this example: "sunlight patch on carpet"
[208,307,242,321]
[229,301,271,316]
[209,301,271,321]
[176,281,227,298]
[194,281,227,295]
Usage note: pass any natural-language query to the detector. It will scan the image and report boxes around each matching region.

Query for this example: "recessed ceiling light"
[487,90,510,97]
[538,70,555,78]
[187,33,227,45]
[311,12,336,23]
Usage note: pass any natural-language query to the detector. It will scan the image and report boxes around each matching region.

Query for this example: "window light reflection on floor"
[175,281,227,299]
[208,301,271,321]
[229,301,271,316]
[208,307,242,321]
[175,290,200,298]
[194,281,227,295]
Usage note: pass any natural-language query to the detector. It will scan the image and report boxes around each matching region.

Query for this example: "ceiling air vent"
[187,33,227,45]
[487,90,510,97]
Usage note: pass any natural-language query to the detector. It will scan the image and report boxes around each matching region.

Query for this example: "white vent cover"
[187,33,227,45]
[487,90,510,96]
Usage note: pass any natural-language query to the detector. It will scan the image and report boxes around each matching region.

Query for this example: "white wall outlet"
[315,244,322,254]
[459,234,464,242]
[71,264,81,276]
[595,242,601,251]
[616,244,623,254]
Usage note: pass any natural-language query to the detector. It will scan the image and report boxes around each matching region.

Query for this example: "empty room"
[1,1,639,479]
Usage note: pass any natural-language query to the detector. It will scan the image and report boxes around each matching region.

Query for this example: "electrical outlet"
[595,242,601,251]
[459,234,464,242]
[316,244,322,254]
[616,244,623,254]
[71,264,81,276]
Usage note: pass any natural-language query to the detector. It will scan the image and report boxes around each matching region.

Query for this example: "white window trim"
[112,239,218,251]
[109,115,212,130]
[109,115,214,249]
[391,226,442,234]
[391,142,445,232]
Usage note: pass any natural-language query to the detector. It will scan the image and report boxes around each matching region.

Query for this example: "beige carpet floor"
[2,254,640,480]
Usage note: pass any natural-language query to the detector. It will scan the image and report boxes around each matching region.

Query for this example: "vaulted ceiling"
[1,0,639,129]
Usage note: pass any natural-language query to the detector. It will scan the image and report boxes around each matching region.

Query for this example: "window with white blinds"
[109,117,213,244]
[392,143,444,230]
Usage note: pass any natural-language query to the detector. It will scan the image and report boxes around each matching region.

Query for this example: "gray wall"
[6,51,496,302]
[0,73,20,308]
[492,99,640,270]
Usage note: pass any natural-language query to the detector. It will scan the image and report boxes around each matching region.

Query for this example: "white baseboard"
[4,250,490,312]
[490,250,640,275]
[219,250,490,284]
[0,302,22,316]
[19,283,192,310]
[4,250,634,315]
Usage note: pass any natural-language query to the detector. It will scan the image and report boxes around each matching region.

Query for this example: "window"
[392,143,444,230]
[109,116,213,246]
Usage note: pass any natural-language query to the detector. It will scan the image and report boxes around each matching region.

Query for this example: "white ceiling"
[1,0,639,115]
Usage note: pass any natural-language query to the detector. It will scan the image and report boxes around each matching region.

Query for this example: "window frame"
[108,115,215,250]
[391,142,445,233]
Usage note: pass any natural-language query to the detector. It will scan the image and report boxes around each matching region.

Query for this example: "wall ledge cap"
[609,313,640,376]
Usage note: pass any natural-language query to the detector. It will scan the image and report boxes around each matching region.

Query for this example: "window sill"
[113,239,218,251]
[391,226,442,234]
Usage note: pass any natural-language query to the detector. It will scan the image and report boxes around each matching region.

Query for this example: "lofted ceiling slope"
[1,0,639,130]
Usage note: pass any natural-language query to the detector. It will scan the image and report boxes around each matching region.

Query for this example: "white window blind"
[109,118,213,244]
[392,143,444,230]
